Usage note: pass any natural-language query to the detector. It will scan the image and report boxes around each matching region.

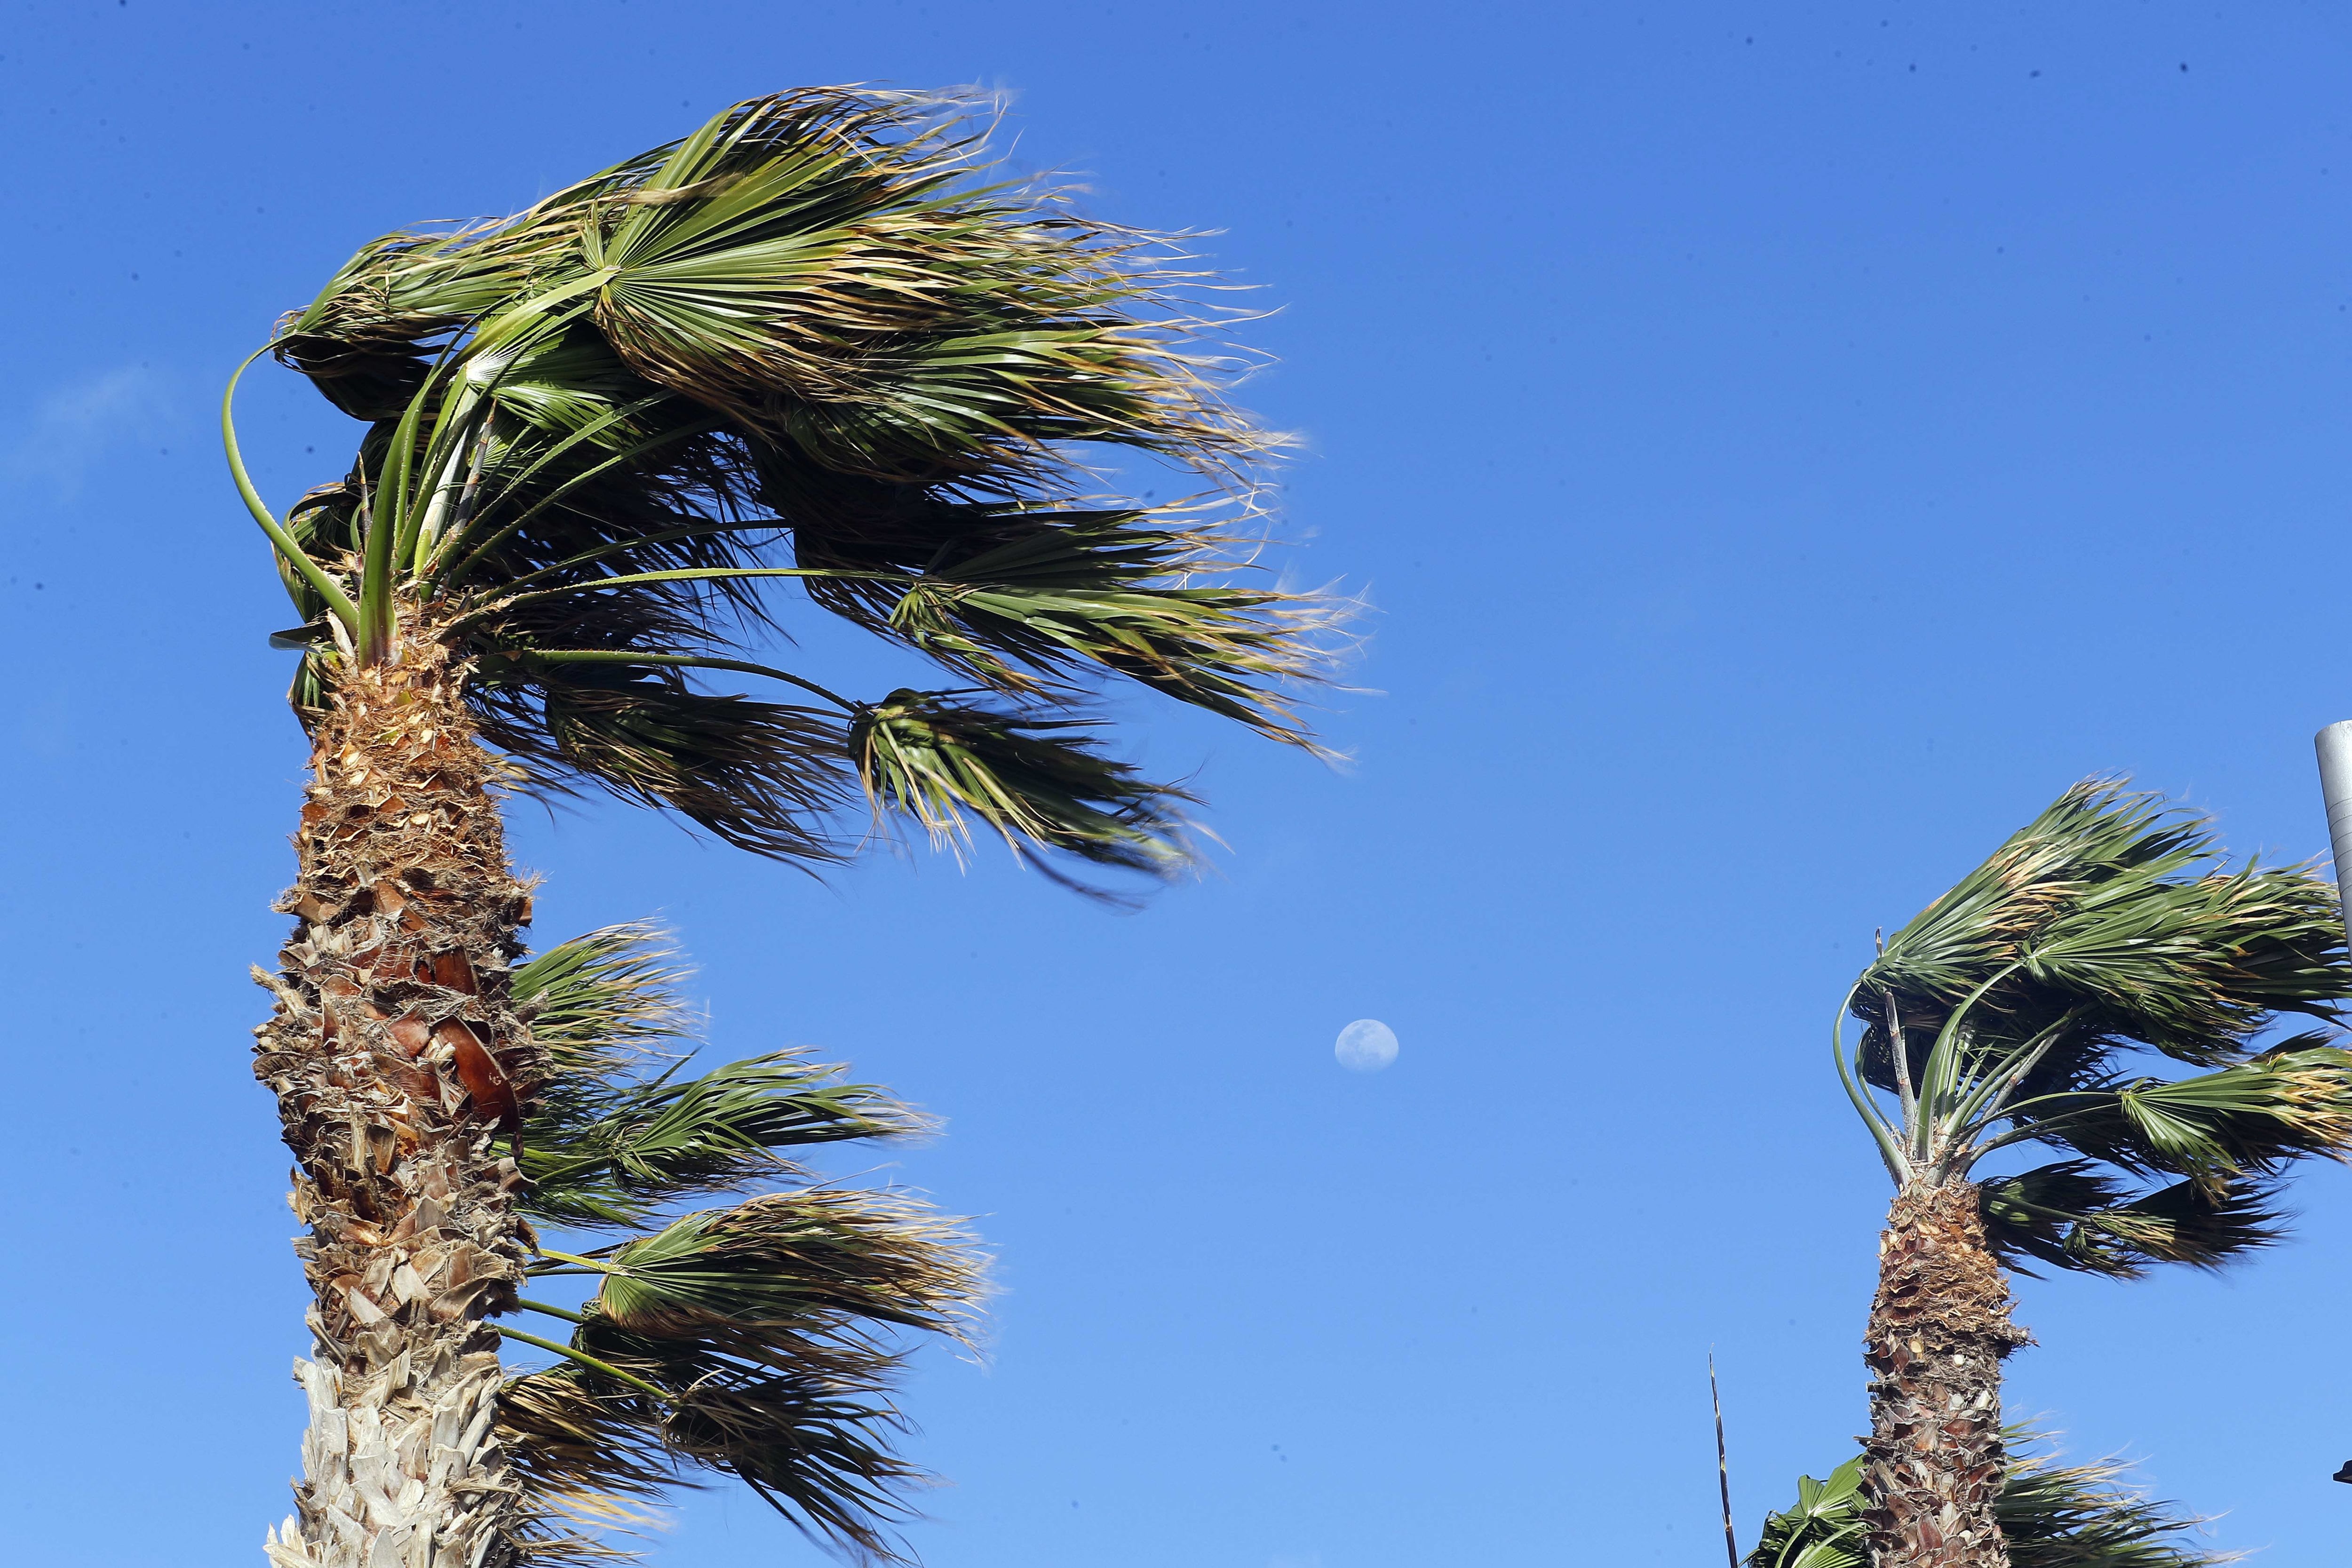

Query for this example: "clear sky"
[6,2,2352,1564]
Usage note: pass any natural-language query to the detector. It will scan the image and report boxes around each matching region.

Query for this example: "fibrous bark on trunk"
[252,635,547,1568]
[1862,1179,2031,1568]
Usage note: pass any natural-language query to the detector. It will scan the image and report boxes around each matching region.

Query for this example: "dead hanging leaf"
[429,1275,496,1323]
[391,1263,429,1305]
[372,880,407,916]
[372,1054,438,1105]
[292,891,344,924]
[319,978,362,1044]
[389,1015,431,1057]
[434,1019,517,1130]
[430,950,476,994]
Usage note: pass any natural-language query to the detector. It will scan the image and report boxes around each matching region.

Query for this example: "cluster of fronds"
[1835,780,2352,1276]
[237,86,1342,893]
[1750,1430,2235,1568]
[498,925,984,1563]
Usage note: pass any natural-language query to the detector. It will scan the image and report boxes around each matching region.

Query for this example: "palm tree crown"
[1836,780,2352,1277]
[232,86,1335,885]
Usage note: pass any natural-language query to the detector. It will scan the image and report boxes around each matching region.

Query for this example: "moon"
[1335,1018,1399,1072]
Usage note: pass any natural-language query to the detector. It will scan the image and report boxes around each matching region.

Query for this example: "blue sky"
[6,2,2352,1563]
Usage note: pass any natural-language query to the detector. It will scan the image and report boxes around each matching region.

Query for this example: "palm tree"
[1752,1426,2235,1568]
[1831,781,2352,1568]
[230,88,1335,1567]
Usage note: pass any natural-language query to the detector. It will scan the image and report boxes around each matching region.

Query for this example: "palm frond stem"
[495,1326,675,1403]
[1938,1011,2086,1169]
[403,385,498,572]
[509,649,855,710]
[363,341,472,659]
[223,342,360,628]
[1887,991,1918,1132]
[1835,987,1911,1182]
[516,1298,594,1325]
[535,1248,627,1275]
[1912,962,2026,1161]
[417,422,494,574]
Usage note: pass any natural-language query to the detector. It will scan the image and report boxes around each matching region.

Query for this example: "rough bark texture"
[252,637,547,1568]
[1862,1180,2033,1568]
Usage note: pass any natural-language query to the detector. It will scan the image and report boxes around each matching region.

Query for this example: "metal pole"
[2314,722,2352,931]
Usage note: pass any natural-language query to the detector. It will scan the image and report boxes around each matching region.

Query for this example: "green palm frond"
[851,688,1195,882]
[588,1189,979,1341]
[1999,1446,2241,1568]
[519,1052,924,1229]
[502,1330,929,1564]
[500,922,979,1559]
[1751,1430,2233,1568]
[512,925,929,1229]
[879,511,1337,743]
[1860,782,2345,1066]
[499,1361,676,1513]
[506,1188,984,1563]
[477,658,853,863]
[2012,1044,2352,1187]
[1747,1456,1867,1568]
[515,923,695,1076]
[1860,787,2205,1011]
[1977,1161,2285,1279]
[1832,780,2352,1267]
[236,86,1342,883]
[572,97,1263,481]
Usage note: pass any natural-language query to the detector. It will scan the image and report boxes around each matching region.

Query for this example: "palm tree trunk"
[1861,1179,2031,1568]
[252,633,545,1567]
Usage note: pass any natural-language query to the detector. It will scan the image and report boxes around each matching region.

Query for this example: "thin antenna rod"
[1711,1352,1739,1568]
